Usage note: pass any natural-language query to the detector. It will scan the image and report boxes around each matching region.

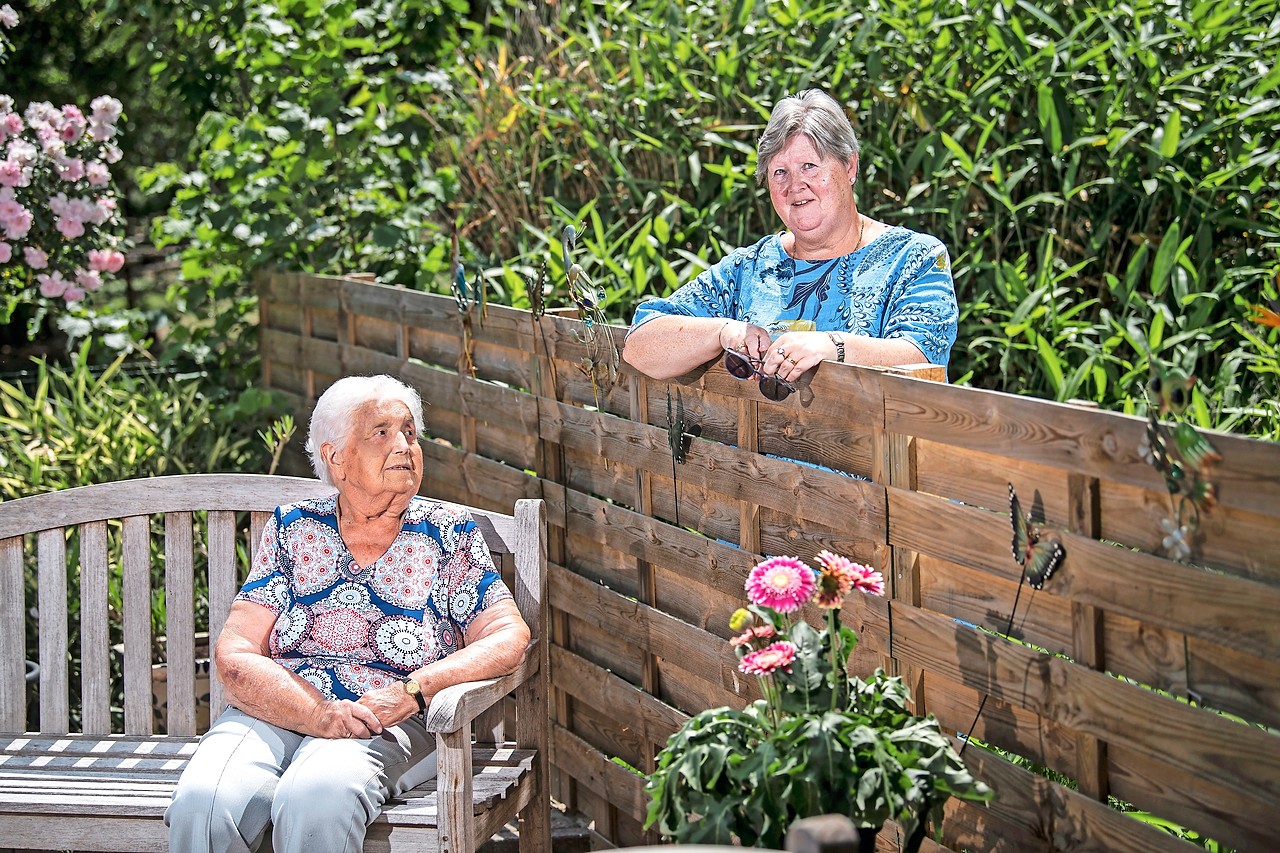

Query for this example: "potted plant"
[645,553,992,849]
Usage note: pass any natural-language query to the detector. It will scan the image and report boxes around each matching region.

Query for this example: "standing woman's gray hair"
[756,89,861,187]
[306,374,425,484]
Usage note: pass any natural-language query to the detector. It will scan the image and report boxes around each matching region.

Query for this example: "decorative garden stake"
[1140,361,1222,561]
[561,222,619,406]
[665,385,700,527]
[1009,483,1065,590]
[645,552,991,850]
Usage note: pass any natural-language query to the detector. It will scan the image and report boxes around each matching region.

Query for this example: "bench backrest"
[0,474,545,739]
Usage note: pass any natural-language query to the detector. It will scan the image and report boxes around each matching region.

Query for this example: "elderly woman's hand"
[356,684,421,729]
[313,697,385,739]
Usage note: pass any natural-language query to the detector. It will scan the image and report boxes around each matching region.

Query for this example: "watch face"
[404,678,420,695]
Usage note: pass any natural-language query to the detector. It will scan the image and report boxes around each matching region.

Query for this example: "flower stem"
[827,607,840,712]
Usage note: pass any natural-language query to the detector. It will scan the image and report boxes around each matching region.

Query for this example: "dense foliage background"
[5,0,1279,471]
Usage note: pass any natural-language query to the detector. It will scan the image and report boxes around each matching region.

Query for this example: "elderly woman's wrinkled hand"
[357,684,422,729]
[315,697,384,739]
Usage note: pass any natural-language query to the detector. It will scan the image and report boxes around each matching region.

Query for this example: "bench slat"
[37,528,70,732]
[207,508,238,717]
[81,521,112,735]
[165,511,197,737]
[122,515,152,735]
[0,537,23,731]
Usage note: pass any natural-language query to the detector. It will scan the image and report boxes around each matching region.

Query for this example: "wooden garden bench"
[0,474,550,853]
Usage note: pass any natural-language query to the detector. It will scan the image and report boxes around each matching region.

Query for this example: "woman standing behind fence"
[623,89,957,386]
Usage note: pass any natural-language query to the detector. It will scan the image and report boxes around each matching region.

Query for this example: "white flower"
[1159,517,1191,562]
[0,5,18,28]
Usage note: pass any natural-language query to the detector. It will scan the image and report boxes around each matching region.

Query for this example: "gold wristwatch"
[403,677,426,712]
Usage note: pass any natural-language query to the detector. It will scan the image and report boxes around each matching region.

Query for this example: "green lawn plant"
[645,553,991,849]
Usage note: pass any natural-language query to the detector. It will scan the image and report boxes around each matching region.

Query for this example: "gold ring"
[786,357,797,365]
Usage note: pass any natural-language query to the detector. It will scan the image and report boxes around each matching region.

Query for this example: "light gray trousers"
[165,706,437,853]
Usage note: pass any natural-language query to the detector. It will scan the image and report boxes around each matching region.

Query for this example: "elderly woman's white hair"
[756,89,861,187]
[306,375,425,485]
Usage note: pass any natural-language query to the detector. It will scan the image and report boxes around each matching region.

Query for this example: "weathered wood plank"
[551,724,647,826]
[37,528,69,732]
[0,538,25,731]
[882,601,1280,826]
[883,373,1279,517]
[79,521,111,735]
[889,488,1280,661]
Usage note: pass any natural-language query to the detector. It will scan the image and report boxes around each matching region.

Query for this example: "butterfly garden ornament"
[1009,483,1065,590]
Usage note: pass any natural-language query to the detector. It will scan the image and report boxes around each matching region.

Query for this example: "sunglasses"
[723,349,796,401]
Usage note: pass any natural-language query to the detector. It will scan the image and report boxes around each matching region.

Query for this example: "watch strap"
[827,331,846,363]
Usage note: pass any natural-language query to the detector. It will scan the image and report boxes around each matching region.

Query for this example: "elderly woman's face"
[766,134,857,252]
[327,399,422,499]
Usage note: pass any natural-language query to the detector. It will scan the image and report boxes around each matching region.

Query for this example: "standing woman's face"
[765,133,858,257]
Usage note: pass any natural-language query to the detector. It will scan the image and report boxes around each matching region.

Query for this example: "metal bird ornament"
[1147,362,1195,416]
[560,222,619,407]
[1139,362,1222,560]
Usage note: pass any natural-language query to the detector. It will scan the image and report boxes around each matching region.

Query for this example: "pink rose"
[0,159,27,187]
[0,4,18,28]
[0,241,10,263]
[3,113,21,135]
[2,205,32,240]
[86,161,110,187]
[62,286,86,303]
[76,269,103,290]
[88,248,125,273]
[90,96,123,124]
[57,216,86,239]
[56,157,86,182]
[38,272,68,298]
[24,246,48,269]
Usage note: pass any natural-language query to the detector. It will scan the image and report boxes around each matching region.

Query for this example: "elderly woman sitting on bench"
[166,375,530,853]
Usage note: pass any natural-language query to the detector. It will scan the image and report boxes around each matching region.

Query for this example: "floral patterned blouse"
[629,228,958,367]
[236,495,513,701]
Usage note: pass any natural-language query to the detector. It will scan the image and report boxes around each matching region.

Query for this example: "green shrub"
[150,0,1280,437]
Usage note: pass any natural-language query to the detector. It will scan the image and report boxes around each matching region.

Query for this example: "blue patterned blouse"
[236,495,513,702]
[629,228,958,366]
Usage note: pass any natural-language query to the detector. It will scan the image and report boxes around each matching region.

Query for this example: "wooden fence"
[258,272,1280,852]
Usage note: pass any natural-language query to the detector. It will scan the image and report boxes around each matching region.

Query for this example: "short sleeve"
[235,508,289,613]
[627,246,754,335]
[440,516,513,630]
[881,239,958,366]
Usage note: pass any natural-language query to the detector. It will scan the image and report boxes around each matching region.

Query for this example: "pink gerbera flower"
[739,641,797,676]
[851,563,886,597]
[815,550,858,608]
[746,556,816,613]
[730,624,776,648]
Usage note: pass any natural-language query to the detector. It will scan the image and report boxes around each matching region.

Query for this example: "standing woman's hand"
[716,319,773,363]
[763,331,835,382]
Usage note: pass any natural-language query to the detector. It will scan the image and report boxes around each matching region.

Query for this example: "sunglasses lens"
[723,350,755,379]
[759,378,793,401]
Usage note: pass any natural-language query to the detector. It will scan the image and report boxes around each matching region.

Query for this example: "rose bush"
[0,5,126,321]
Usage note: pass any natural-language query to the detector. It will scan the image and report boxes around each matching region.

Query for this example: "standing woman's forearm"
[623,315,734,379]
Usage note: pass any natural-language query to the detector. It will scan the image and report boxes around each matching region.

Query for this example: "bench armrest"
[423,639,540,734]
